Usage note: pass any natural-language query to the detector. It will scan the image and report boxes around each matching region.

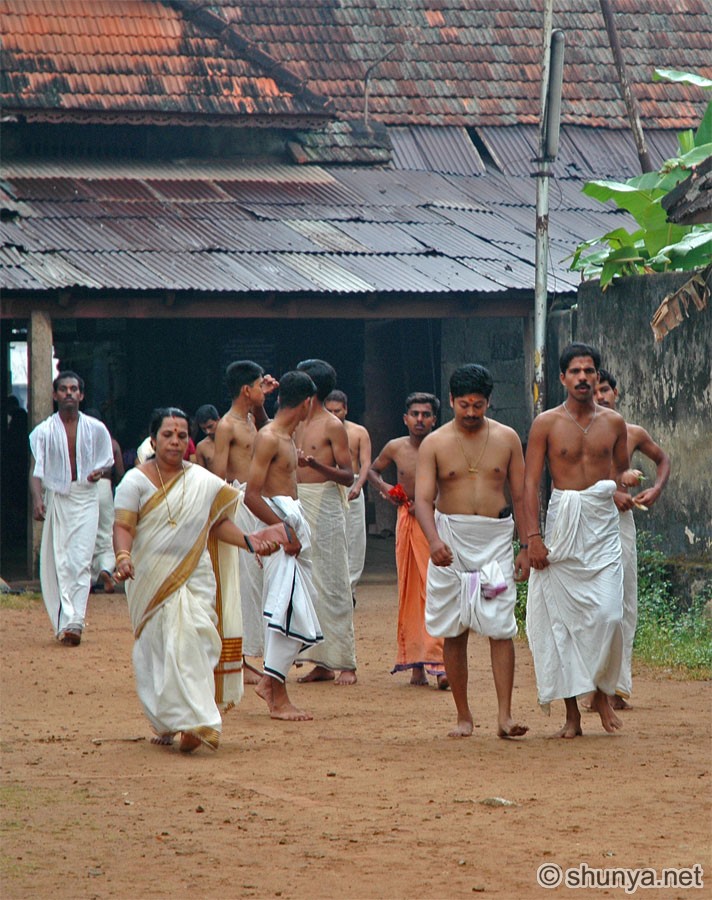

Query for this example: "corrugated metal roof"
[390,126,485,175]
[1,153,636,297]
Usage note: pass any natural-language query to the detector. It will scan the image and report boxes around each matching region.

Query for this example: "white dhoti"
[40,482,100,636]
[526,479,624,710]
[259,496,323,682]
[346,477,367,596]
[90,478,115,584]
[234,482,265,658]
[426,513,518,640]
[617,509,637,698]
[297,482,356,671]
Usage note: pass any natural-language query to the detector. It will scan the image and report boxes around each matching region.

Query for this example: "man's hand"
[633,485,661,508]
[32,499,46,521]
[620,468,644,488]
[513,548,530,582]
[613,489,634,512]
[260,374,279,396]
[527,534,549,569]
[347,485,361,501]
[429,538,453,567]
[88,469,104,483]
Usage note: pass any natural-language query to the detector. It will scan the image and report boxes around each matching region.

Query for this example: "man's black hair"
[449,365,493,400]
[559,343,601,375]
[296,359,336,401]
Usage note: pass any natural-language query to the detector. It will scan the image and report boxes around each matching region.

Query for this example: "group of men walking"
[28,342,669,749]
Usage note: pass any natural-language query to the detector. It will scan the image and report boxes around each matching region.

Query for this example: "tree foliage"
[570,70,712,288]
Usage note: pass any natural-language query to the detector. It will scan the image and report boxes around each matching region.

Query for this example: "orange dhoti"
[392,505,445,675]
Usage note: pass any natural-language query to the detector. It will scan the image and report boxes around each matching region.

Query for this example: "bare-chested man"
[593,367,671,709]
[194,404,220,472]
[525,343,640,739]
[369,392,448,688]
[245,371,322,721]
[29,371,114,645]
[324,390,372,605]
[415,367,529,738]
[293,359,356,685]
[212,361,279,680]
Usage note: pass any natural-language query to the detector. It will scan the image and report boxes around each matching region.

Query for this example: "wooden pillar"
[28,310,53,577]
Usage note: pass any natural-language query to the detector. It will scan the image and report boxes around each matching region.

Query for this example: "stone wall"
[575,271,711,559]
[440,316,530,440]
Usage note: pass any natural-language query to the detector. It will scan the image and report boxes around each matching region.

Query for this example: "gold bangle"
[115,551,132,562]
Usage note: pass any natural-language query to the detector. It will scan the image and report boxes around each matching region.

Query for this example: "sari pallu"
[115,465,240,750]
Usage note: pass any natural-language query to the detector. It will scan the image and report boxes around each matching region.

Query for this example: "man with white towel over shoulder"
[29,371,114,646]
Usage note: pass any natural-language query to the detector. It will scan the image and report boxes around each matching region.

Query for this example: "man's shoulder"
[346,420,368,438]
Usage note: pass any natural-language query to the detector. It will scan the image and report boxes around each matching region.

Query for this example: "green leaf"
[583,181,656,226]
[641,222,690,256]
[678,129,695,155]
[695,102,712,147]
[653,69,712,89]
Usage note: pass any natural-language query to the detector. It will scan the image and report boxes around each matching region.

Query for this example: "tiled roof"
[0,158,632,297]
[1,0,709,129]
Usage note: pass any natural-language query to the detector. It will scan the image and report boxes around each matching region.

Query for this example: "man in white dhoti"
[29,372,114,645]
[245,372,322,720]
[593,369,670,709]
[294,360,356,685]
[525,344,640,738]
[113,407,284,753]
[416,365,530,739]
[212,360,279,680]
[325,391,371,605]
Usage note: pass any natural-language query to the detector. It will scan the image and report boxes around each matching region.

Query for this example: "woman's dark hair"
[149,407,189,439]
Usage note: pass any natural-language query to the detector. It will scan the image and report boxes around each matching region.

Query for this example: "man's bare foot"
[497,719,529,739]
[580,692,595,712]
[610,695,633,710]
[448,717,474,738]
[99,570,115,594]
[551,723,584,739]
[335,670,357,685]
[297,666,335,683]
[179,731,202,753]
[410,667,429,686]
[150,734,174,746]
[436,674,450,691]
[270,700,314,721]
[255,675,273,707]
[591,690,623,733]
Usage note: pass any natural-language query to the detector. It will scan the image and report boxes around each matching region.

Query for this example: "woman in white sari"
[113,408,285,753]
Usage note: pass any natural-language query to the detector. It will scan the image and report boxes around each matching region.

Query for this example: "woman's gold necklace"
[155,461,185,527]
[562,401,597,435]
[455,419,490,476]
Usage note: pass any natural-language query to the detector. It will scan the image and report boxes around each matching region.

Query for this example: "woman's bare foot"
[150,733,174,746]
[179,731,202,753]
[99,570,115,594]
[497,719,529,739]
[591,690,623,733]
[297,665,335,683]
[335,670,357,685]
[410,666,428,686]
[551,722,583,739]
[436,674,450,691]
[448,717,474,738]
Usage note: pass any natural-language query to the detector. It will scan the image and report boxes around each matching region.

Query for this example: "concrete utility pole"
[533,8,564,418]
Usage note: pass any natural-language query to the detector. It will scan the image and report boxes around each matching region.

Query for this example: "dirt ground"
[1,567,710,900]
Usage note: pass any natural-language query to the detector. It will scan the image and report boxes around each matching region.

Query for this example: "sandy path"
[1,581,710,899]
